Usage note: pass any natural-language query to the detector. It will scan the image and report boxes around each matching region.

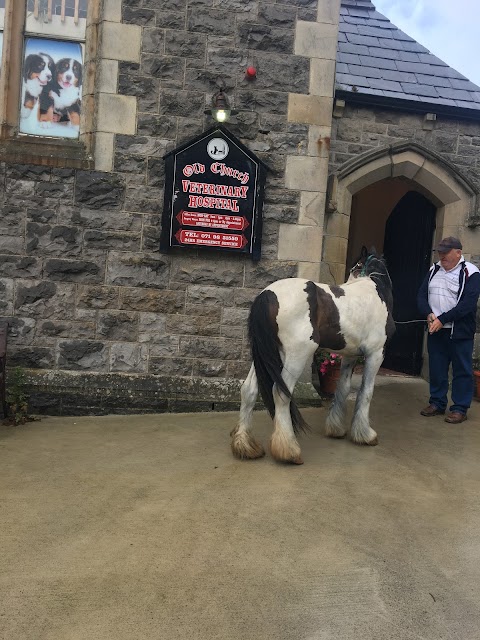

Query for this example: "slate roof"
[336,0,480,115]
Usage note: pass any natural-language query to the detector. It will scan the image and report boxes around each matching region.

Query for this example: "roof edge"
[335,90,480,122]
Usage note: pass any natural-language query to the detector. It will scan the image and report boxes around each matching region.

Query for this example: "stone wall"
[330,103,480,188]
[0,0,338,415]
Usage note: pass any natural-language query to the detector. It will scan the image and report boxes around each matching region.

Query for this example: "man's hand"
[428,315,443,333]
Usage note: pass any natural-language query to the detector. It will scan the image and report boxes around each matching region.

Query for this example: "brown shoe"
[420,405,445,417]
[445,412,467,424]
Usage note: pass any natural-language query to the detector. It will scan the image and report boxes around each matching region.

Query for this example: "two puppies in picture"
[21,48,82,132]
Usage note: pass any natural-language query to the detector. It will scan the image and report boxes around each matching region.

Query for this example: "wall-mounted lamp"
[205,85,238,123]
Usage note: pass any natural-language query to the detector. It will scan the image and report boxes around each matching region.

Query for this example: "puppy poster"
[20,38,83,139]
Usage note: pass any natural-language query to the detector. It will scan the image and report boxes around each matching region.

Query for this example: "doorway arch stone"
[322,141,480,284]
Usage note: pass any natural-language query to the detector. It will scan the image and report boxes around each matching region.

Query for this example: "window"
[0,0,95,167]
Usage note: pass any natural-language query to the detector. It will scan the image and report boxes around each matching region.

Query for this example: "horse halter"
[359,254,375,276]
[350,254,375,277]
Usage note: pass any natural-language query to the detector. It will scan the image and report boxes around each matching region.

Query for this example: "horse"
[230,247,395,465]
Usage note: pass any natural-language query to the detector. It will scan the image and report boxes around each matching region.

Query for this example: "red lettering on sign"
[175,230,248,249]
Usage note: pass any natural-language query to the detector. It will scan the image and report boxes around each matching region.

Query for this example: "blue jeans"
[428,330,474,414]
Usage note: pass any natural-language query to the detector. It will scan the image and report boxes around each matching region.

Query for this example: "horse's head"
[349,246,384,278]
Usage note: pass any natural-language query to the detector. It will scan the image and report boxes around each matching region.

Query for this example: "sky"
[373,0,480,87]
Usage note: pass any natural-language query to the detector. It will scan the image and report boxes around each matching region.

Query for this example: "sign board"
[160,125,268,261]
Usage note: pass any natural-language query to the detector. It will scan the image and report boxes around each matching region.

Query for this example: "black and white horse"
[231,248,395,465]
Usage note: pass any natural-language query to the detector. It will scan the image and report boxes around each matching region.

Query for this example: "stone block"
[294,21,338,60]
[0,279,13,315]
[38,319,95,340]
[94,132,114,173]
[285,156,329,192]
[322,236,348,265]
[78,285,120,309]
[150,357,193,377]
[178,336,241,360]
[278,224,323,262]
[298,191,326,226]
[44,258,104,284]
[106,252,170,289]
[110,343,148,373]
[138,312,167,343]
[297,262,321,281]
[222,308,249,326]
[101,22,141,63]
[288,94,333,126]
[97,93,137,135]
[75,171,125,209]
[309,58,336,97]
[15,280,75,319]
[317,0,341,25]
[57,340,109,371]
[98,59,118,94]
[83,230,141,254]
[244,261,297,288]
[237,23,294,53]
[98,311,139,341]
[103,0,122,22]
[120,288,185,313]
[8,347,54,369]
[187,285,235,306]
[0,255,42,279]
[165,314,220,337]
[307,125,332,157]
[170,257,244,287]
[324,211,350,239]
[193,360,228,378]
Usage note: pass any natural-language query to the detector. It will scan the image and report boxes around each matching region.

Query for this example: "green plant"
[6,367,30,425]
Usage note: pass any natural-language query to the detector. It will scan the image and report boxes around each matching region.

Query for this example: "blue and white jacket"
[417,259,480,339]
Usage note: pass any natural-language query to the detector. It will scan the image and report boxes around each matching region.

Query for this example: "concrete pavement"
[1,377,479,640]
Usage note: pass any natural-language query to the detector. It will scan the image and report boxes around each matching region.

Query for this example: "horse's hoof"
[290,456,304,465]
[366,437,378,446]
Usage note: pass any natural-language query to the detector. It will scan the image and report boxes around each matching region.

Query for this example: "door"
[382,191,436,375]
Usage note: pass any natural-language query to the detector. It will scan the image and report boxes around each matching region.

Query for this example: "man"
[417,237,480,423]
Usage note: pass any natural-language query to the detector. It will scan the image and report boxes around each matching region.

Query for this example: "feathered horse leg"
[350,349,383,445]
[325,356,356,438]
[270,350,312,465]
[230,364,265,459]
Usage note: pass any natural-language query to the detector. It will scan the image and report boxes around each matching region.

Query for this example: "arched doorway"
[382,191,436,374]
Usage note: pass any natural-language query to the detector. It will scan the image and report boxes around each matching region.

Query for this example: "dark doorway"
[382,191,436,375]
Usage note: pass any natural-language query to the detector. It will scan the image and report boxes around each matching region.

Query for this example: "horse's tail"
[248,290,309,435]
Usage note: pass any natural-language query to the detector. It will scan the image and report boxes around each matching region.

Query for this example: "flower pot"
[474,370,480,401]
[320,362,342,396]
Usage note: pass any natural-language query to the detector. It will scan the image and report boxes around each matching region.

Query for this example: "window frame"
[0,0,97,169]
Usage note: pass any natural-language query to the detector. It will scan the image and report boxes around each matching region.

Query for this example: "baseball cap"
[435,236,462,252]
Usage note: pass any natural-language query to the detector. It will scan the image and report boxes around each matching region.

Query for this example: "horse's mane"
[351,248,394,313]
